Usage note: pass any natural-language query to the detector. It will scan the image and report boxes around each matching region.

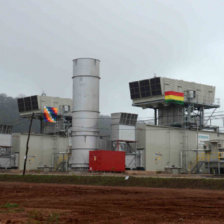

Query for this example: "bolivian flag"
[43,106,58,123]
[165,91,184,105]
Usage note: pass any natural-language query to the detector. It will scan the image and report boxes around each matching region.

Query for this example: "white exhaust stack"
[71,58,100,169]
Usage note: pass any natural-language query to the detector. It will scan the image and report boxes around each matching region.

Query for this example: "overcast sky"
[0,0,224,120]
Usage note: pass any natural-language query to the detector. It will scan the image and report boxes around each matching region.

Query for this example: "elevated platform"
[132,98,220,110]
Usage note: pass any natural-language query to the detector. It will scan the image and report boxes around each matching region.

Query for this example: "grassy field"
[0,174,224,190]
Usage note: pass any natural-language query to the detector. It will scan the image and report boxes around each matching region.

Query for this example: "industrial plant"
[0,58,223,174]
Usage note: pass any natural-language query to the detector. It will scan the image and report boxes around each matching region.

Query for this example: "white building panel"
[111,125,136,141]
[0,157,11,168]
[0,134,11,147]
[11,134,69,170]
[137,124,224,172]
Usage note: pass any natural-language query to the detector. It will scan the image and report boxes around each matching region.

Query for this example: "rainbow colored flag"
[165,91,184,105]
[43,106,58,123]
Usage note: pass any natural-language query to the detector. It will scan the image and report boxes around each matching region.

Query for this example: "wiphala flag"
[43,106,58,123]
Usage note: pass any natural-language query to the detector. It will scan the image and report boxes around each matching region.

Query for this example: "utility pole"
[23,113,34,176]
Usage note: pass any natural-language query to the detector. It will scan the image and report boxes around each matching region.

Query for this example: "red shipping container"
[89,150,125,172]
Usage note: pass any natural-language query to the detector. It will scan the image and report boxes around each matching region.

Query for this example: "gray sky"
[0,0,224,120]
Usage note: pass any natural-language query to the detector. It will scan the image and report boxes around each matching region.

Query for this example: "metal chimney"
[71,58,100,169]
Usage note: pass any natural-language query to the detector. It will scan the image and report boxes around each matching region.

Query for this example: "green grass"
[27,210,43,220]
[0,174,224,190]
[0,202,24,213]
[47,212,60,223]
[27,210,60,224]
[1,203,19,208]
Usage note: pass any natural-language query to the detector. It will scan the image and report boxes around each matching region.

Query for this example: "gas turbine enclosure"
[71,58,100,169]
[129,77,216,108]
[129,77,218,127]
[17,95,73,117]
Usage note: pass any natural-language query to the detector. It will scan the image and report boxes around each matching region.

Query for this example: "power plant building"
[1,58,224,175]
[137,124,224,173]
[0,125,14,169]
[11,133,70,171]
[131,76,223,174]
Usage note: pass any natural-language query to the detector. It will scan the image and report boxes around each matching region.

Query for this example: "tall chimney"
[71,58,100,169]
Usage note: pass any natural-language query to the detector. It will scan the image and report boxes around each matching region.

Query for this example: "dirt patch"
[0,182,224,223]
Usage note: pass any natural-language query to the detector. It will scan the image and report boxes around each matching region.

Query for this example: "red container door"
[89,150,125,172]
